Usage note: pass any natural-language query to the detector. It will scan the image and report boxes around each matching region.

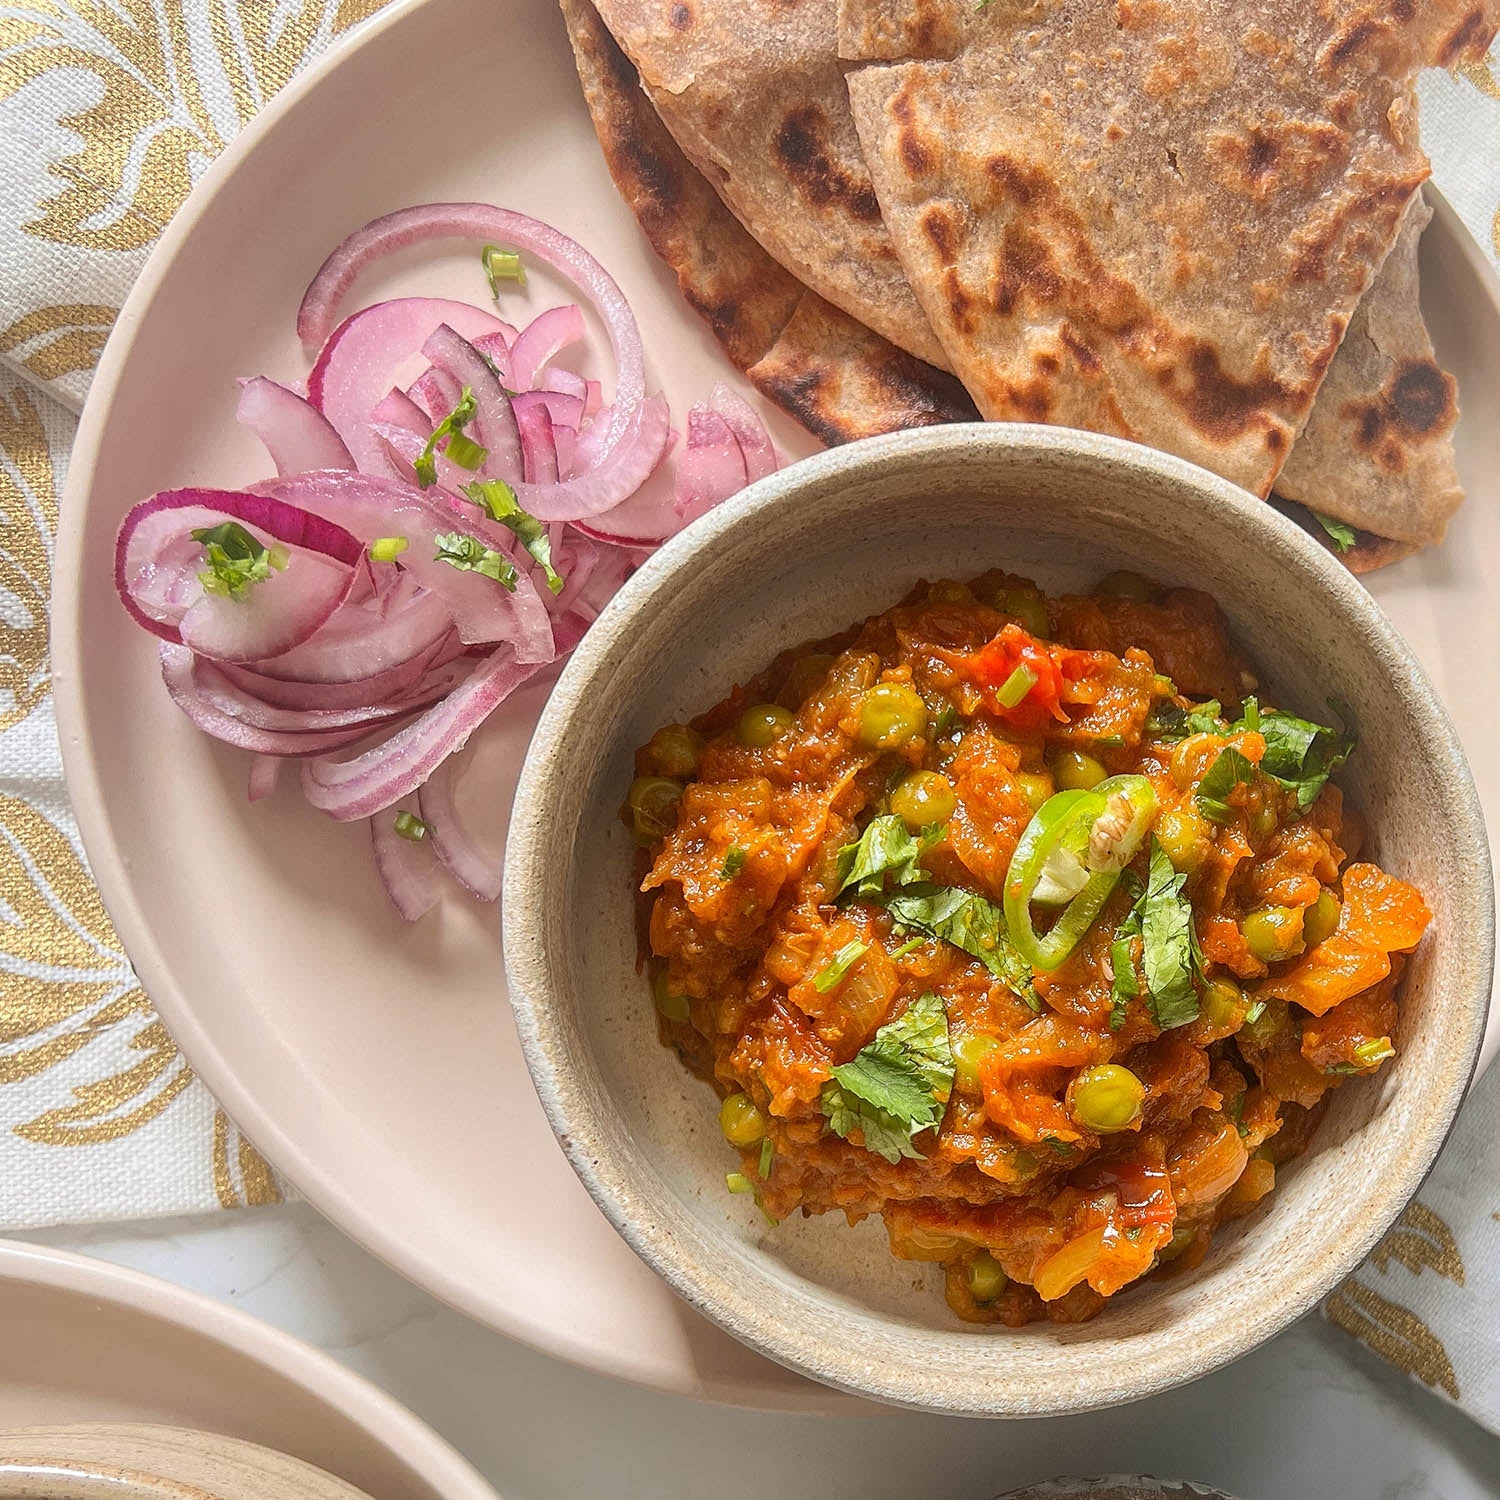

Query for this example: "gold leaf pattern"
[1457,58,1500,100]
[1327,1281,1461,1400]
[0,306,117,384]
[1369,1202,1466,1285]
[211,1108,283,1208]
[0,384,54,734]
[0,1,391,254]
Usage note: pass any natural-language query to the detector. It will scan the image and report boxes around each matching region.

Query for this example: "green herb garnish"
[1243,999,1266,1026]
[890,936,925,960]
[1138,838,1202,1030]
[433,531,518,588]
[393,810,430,842]
[1146,697,1226,741]
[1235,699,1355,811]
[1108,869,1145,1030]
[369,536,408,563]
[720,846,747,879]
[191,521,287,600]
[758,1137,774,1178]
[1195,745,1258,825]
[481,243,525,295]
[813,939,870,993]
[836,814,937,900]
[995,664,1036,709]
[725,1171,755,1195]
[883,884,1041,1011]
[465,478,564,594]
[413,387,486,488]
[820,992,954,1164]
[1312,510,1357,553]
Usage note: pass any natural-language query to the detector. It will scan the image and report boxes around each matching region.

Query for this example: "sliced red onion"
[673,407,749,525]
[248,754,282,802]
[515,400,559,485]
[216,637,458,709]
[420,323,523,483]
[237,377,354,475]
[509,304,585,392]
[538,367,586,400]
[513,389,584,430]
[297,205,659,521]
[709,383,778,483]
[370,798,444,922]
[407,367,453,423]
[416,752,501,901]
[301,646,555,820]
[160,645,373,755]
[195,659,436,732]
[307,297,511,477]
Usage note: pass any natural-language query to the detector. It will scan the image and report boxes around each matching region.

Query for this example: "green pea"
[1159,1223,1196,1263]
[719,1092,767,1147]
[1156,806,1207,873]
[1200,977,1244,1031]
[1051,748,1107,791]
[1096,569,1156,602]
[928,580,973,604]
[652,969,691,1022]
[641,722,702,779]
[1251,802,1278,841]
[1241,905,1305,963]
[1070,1063,1145,1133]
[952,1032,1001,1094]
[626,776,683,845]
[1303,889,1341,949]
[737,702,794,747]
[986,586,1050,638]
[857,683,928,749]
[966,1250,1008,1304]
[1015,770,1054,811]
[890,770,956,828]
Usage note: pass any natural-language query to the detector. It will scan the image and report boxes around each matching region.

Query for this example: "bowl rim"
[503,421,1494,1416]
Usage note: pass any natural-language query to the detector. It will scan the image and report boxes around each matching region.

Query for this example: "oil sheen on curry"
[624,570,1430,1326]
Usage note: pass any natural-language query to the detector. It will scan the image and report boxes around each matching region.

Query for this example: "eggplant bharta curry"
[625,571,1429,1326]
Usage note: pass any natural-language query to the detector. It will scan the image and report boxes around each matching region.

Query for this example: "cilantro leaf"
[1139,838,1201,1029]
[466,478,565,595]
[820,992,954,1163]
[1195,745,1258,825]
[1146,698,1226,741]
[191,521,287,600]
[882,884,1041,1011]
[1311,510,1358,553]
[836,814,935,899]
[1240,703,1355,811]
[433,532,519,589]
[414,387,485,488]
[1109,869,1145,1030]
[720,846,747,879]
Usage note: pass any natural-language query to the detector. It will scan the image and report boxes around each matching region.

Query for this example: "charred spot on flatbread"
[773,105,883,221]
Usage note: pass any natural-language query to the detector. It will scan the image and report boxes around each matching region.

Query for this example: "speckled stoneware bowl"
[503,423,1493,1416]
[994,1482,1237,1500]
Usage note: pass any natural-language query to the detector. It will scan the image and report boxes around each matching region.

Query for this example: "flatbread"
[1275,196,1462,545]
[842,0,1499,498]
[560,0,979,442]
[586,0,949,369]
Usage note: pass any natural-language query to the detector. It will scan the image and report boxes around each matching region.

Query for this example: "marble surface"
[23,1204,1500,1499]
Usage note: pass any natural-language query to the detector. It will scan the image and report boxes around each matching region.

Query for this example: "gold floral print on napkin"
[0,0,394,409]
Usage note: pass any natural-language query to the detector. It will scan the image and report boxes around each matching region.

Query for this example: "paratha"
[1276,196,1462,546]
[586,0,950,369]
[560,0,979,441]
[842,0,1498,497]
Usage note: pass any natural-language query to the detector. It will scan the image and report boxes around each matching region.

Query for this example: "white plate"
[0,1239,496,1500]
[51,0,1500,1409]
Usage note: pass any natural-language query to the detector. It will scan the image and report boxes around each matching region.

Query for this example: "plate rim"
[0,1237,496,1500]
[48,0,1500,1411]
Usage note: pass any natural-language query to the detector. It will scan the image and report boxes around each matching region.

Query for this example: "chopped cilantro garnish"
[813,939,870,993]
[1195,745,1258,825]
[820,992,954,1163]
[413,387,486,488]
[1244,999,1267,1026]
[720,846,747,879]
[369,536,408,563]
[890,936,925,960]
[933,703,962,736]
[191,521,287,600]
[1109,869,1145,1030]
[465,478,565,595]
[1311,510,1357,553]
[393,810,430,842]
[1147,697,1226,741]
[433,532,518,589]
[836,814,937,899]
[481,243,525,295]
[883,884,1042,1011]
[1234,699,1354,811]
[1137,838,1201,1030]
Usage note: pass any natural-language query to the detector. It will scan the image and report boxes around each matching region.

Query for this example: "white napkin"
[0,1,1496,1430]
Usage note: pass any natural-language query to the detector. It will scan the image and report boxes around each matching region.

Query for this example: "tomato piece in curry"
[625,571,1430,1326]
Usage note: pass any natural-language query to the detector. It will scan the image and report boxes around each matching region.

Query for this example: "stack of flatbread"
[562,0,1499,570]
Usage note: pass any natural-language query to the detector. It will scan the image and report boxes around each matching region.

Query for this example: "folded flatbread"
[1275,196,1462,546]
[560,0,978,441]
[841,0,1497,497]
[585,0,950,369]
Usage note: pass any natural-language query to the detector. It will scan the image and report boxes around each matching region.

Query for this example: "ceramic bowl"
[503,423,1493,1416]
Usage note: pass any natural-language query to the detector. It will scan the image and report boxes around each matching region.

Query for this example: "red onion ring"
[415,752,501,901]
[370,798,444,922]
[237,377,354,475]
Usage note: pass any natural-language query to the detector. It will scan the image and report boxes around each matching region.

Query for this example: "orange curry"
[625,570,1429,1325]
